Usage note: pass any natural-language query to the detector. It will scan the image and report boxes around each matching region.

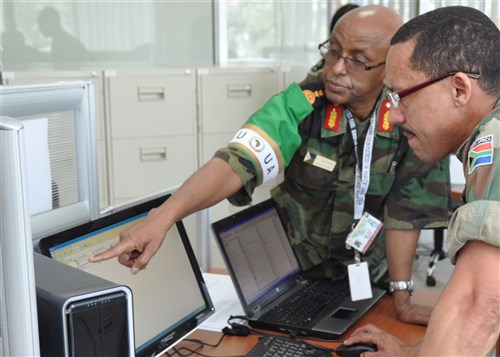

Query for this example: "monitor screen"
[39,192,214,357]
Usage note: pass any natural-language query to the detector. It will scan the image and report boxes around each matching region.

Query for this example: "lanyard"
[345,103,378,220]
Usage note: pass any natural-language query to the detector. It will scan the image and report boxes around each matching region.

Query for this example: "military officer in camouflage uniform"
[345,6,500,356]
[90,5,451,326]
[217,83,449,285]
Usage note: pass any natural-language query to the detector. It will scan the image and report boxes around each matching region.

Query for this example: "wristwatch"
[389,280,414,295]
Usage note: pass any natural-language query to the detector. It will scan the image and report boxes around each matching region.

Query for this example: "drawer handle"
[138,86,165,101]
[140,147,167,162]
[227,84,252,98]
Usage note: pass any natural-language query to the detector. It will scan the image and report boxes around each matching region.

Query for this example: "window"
[220,0,498,66]
[1,1,214,68]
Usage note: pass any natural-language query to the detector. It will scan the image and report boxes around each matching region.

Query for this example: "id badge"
[345,212,383,254]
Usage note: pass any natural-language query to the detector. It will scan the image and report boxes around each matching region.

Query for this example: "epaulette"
[300,81,327,109]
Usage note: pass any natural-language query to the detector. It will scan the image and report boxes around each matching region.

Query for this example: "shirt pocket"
[286,146,339,191]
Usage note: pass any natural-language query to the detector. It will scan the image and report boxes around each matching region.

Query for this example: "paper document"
[24,118,52,215]
[200,273,244,332]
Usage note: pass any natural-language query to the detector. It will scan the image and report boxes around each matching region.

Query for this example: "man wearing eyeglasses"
[344,6,499,355]
[90,5,451,326]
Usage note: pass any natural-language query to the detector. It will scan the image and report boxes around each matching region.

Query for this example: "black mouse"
[335,342,378,357]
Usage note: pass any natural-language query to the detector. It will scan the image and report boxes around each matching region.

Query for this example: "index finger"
[88,240,132,263]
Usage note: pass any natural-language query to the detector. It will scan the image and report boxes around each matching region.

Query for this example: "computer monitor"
[38,191,215,357]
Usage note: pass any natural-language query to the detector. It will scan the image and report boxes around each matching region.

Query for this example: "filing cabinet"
[103,68,197,205]
[279,65,312,88]
[197,67,283,267]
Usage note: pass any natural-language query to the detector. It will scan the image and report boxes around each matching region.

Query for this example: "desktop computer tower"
[34,253,135,357]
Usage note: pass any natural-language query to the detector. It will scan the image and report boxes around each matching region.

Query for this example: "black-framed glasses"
[387,71,481,108]
[318,39,386,72]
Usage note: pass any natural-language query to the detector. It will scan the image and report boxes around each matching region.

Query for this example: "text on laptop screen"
[217,206,300,304]
[47,211,211,356]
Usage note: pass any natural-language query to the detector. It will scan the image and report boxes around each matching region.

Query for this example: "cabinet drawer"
[198,68,280,134]
[107,70,196,138]
[111,136,197,200]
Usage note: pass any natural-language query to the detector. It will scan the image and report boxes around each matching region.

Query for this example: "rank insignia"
[324,104,342,131]
[378,99,393,132]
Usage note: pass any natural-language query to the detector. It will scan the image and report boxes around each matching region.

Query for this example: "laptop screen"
[212,199,301,306]
[39,193,214,357]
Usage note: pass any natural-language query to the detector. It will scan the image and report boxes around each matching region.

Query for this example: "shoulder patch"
[302,88,325,106]
[324,104,342,131]
[468,134,494,174]
[378,99,393,132]
[303,90,316,105]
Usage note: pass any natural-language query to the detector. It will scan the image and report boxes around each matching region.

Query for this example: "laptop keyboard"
[260,281,348,326]
[246,334,332,356]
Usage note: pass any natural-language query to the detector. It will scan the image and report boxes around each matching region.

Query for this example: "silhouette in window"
[37,7,90,63]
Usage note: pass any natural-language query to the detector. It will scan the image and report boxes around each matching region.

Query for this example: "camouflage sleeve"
[213,147,257,206]
[447,115,500,263]
[213,82,314,205]
[383,148,452,230]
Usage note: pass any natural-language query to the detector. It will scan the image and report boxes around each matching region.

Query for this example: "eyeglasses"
[387,71,481,108]
[318,39,386,72]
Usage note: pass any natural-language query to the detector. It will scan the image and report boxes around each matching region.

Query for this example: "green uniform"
[214,82,451,283]
[447,101,500,263]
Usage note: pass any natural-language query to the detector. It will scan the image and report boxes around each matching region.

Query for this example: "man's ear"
[451,72,473,107]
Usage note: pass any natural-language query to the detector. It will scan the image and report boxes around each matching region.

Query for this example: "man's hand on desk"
[392,292,432,326]
[345,324,418,356]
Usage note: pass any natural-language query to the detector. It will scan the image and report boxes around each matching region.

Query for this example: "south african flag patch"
[468,134,494,174]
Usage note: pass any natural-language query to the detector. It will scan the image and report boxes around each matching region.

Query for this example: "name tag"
[303,151,336,172]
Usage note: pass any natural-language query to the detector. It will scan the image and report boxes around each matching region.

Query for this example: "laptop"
[38,191,215,357]
[211,198,385,340]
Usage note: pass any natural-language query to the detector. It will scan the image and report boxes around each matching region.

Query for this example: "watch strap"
[389,280,414,295]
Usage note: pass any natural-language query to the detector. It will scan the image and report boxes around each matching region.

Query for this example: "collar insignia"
[378,99,393,132]
[324,104,342,131]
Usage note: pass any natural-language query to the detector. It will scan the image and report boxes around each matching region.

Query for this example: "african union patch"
[229,127,280,184]
[468,134,493,174]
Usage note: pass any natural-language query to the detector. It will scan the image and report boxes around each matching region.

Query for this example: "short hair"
[391,6,500,96]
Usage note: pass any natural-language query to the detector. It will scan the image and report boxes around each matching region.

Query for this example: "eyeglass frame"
[387,71,481,108]
[318,39,386,72]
